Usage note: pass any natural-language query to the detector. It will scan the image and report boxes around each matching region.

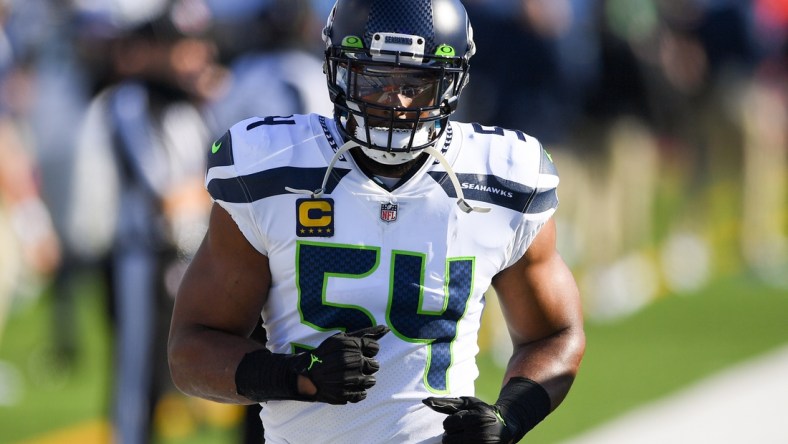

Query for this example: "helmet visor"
[339,64,450,108]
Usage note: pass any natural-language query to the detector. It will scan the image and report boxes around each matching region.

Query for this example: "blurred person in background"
[456,0,602,148]
[17,0,114,374]
[0,81,61,340]
[207,0,332,132]
[0,0,62,397]
[70,0,223,441]
[740,0,788,286]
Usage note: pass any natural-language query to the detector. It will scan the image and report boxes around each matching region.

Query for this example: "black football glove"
[423,396,514,444]
[290,325,389,405]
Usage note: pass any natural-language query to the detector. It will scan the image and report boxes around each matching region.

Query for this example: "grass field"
[0,272,786,444]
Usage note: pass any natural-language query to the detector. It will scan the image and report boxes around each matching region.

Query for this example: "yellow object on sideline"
[17,419,111,444]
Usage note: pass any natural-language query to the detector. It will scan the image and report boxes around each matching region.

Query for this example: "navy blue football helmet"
[323,0,475,164]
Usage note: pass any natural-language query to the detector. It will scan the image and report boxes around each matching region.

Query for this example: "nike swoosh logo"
[211,140,222,154]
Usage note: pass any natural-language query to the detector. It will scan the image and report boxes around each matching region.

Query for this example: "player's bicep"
[491,218,581,345]
[171,203,270,339]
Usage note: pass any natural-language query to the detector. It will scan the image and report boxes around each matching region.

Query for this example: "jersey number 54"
[296,241,474,393]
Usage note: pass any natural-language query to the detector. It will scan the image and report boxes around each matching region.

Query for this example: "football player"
[168,0,585,442]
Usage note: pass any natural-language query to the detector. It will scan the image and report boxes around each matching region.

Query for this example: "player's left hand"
[423,396,514,444]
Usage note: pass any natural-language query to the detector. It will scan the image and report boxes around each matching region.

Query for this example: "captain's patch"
[296,198,335,237]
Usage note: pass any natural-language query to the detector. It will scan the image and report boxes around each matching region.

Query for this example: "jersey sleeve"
[204,122,269,256]
[502,143,559,269]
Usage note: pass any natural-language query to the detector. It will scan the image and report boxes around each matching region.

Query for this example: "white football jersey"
[205,114,559,443]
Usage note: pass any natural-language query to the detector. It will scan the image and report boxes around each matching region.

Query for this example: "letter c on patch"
[299,200,332,227]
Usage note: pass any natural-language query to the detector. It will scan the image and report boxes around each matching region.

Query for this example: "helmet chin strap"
[286,140,490,214]
[285,141,358,198]
[423,146,490,214]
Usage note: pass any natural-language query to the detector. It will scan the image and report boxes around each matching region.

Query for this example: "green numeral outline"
[295,243,475,393]
[296,240,379,332]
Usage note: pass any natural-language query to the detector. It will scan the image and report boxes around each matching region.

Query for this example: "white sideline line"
[564,345,788,444]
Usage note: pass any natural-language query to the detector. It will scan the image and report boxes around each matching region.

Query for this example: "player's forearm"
[503,325,586,410]
[168,325,264,404]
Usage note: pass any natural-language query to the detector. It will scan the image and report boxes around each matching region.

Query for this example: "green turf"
[0,273,786,443]
[0,276,111,443]
[518,273,788,443]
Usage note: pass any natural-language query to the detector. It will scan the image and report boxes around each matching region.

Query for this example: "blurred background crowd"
[0,0,785,443]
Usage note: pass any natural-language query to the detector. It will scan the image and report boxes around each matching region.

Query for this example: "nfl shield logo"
[380,203,398,223]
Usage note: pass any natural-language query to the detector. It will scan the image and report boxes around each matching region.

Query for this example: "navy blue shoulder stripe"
[526,187,559,214]
[427,172,557,214]
[207,130,234,169]
[208,167,351,203]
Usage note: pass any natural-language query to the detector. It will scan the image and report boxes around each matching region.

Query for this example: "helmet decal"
[342,35,364,48]
[435,44,456,58]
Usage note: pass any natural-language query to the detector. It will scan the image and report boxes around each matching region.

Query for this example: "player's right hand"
[292,325,389,404]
